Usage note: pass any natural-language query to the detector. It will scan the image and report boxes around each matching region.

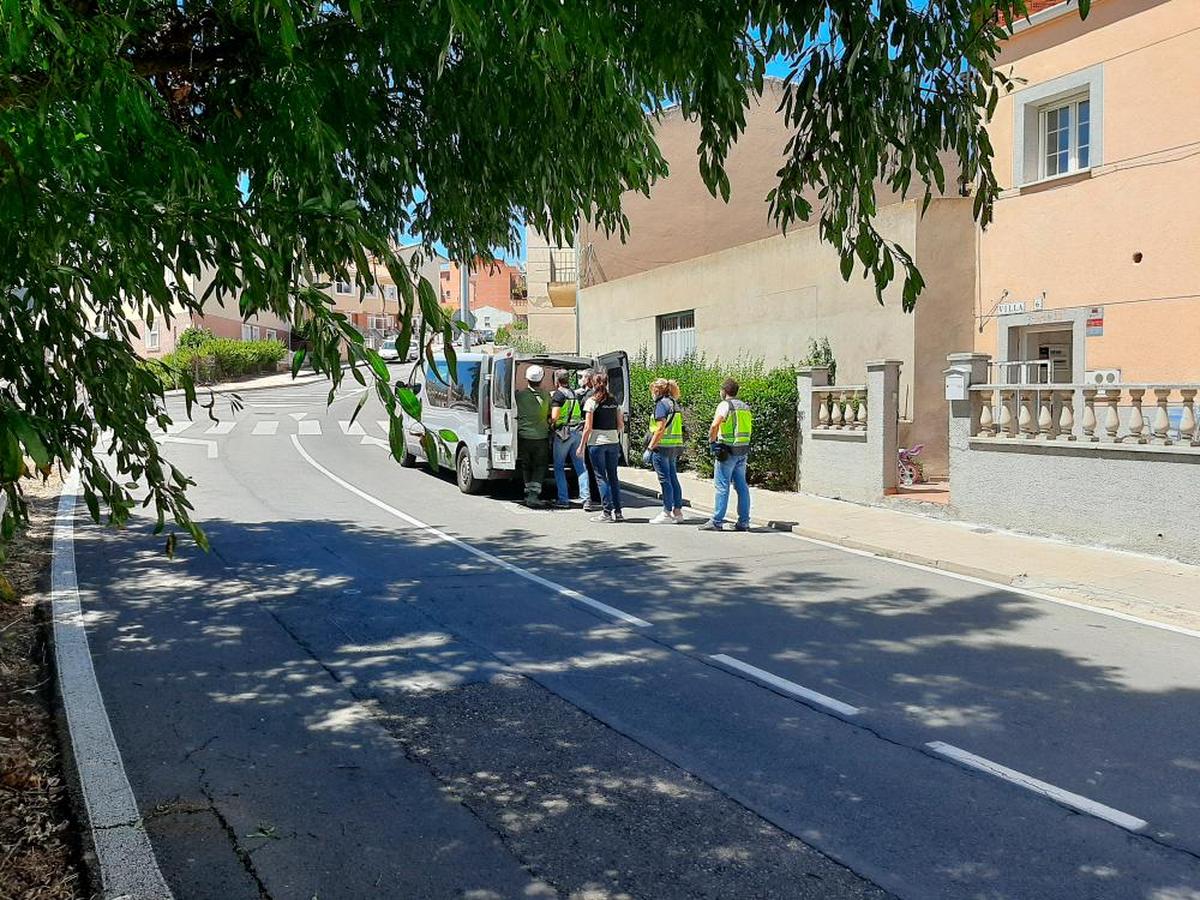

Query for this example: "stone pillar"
[796,366,830,491]
[946,352,992,503]
[866,359,903,495]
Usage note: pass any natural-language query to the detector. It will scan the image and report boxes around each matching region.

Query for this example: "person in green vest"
[699,377,753,531]
[515,364,551,508]
[643,378,685,524]
[550,369,590,509]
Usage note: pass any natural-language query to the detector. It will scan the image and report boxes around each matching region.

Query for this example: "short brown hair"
[722,378,740,398]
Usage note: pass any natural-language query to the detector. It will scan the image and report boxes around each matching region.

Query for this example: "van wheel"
[456,446,484,494]
[399,432,417,468]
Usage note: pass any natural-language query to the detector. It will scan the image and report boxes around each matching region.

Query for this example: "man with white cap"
[515,364,551,508]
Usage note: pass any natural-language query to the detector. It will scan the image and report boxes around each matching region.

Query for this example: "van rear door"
[489,352,516,470]
[597,350,631,461]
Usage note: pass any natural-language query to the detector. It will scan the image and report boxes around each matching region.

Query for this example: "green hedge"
[629,351,799,491]
[143,334,287,389]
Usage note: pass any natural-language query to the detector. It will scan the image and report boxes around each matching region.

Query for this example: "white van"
[397,349,631,493]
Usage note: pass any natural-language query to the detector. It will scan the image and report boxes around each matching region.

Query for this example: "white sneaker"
[649,511,675,525]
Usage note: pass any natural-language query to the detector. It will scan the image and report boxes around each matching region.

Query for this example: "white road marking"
[160,436,219,459]
[925,741,1148,832]
[165,421,193,435]
[204,421,236,435]
[338,420,366,436]
[298,420,321,435]
[709,654,860,716]
[291,435,650,628]
[781,531,1200,642]
[360,435,389,449]
[52,473,175,898]
[376,420,391,434]
[289,412,308,421]
[245,402,307,408]
[252,420,279,436]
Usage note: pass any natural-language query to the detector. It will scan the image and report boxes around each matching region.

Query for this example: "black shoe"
[613,511,625,523]
[735,522,751,532]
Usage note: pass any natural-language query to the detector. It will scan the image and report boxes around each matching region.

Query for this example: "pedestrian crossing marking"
[298,420,321,435]
[205,421,236,435]
[289,412,307,421]
[339,421,366,436]
[166,422,193,435]
[252,420,279,436]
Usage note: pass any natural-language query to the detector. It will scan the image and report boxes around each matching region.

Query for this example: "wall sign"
[997,301,1027,315]
[1086,306,1105,336]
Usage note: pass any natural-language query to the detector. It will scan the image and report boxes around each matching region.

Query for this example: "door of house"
[1008,325,1074,383]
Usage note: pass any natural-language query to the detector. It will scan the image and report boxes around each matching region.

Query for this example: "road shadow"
[70,507,1200,898]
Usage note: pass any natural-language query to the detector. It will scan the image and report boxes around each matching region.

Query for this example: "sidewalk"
[164,362,359,397]
[621,466,1200,635]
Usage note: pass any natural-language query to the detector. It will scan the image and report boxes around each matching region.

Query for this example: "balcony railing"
[549,248,577,284]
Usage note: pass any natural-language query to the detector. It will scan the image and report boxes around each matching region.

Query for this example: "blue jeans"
[712,454,750,527]
[552,431,589,505]
[651,450,683,513]
[588,443,622,513]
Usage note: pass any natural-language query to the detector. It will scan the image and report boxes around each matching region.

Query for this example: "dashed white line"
[251,420,279,436]
[290,435,651,628]
[709,654,860,716]
[160,436,219,459]
[298,420,322,435]
[925,741,1148,832]
[204,421,236,435]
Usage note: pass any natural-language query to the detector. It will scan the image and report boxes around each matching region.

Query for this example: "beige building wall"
[978,0,1200,383]
[526,226,579,351]
[578,198,976,474]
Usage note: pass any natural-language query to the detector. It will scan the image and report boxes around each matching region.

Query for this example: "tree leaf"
[397,386,422,420]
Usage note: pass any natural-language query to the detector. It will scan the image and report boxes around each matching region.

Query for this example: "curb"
[621,477,1021,589]
[51,474,174,899]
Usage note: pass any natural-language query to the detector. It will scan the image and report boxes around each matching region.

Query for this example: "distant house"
[440,257,522,316]
[472,305,513,331]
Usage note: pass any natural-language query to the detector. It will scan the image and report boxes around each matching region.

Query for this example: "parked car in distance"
[398,349,630,493]
[379,338,400,361]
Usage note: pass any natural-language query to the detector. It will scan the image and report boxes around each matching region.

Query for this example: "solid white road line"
[338,420,366,436]
[159,436,219,459]
[925,741,1148,832]
[252,420,279,436]
[298,420,322,435]
[709,654,860,716]
[290,435,651,628]
[204,421,236,436]
[781,531,1200,642]
[52,474,174,898]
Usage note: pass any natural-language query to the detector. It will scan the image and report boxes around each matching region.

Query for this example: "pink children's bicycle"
[898,443,926,487]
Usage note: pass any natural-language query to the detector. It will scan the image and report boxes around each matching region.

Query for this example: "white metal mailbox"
[944,365,971,401]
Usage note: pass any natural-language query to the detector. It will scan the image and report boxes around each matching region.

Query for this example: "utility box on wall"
[944,365,972,401]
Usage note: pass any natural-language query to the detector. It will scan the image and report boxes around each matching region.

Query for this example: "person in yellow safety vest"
[643,378,686,525]
[699,377,753,532]
[550,369,591,510]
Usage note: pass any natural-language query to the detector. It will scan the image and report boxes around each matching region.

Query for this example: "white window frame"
[657,310,696,363]
[266,328,277,342]
[241,324,260,341]
[335,280,353,295]
[144,320,160,351]
[1012,64,1103,187]
[384,284,398,301]
[1038,95,1090,180]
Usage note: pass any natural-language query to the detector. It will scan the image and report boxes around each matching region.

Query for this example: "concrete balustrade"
[798,361,902,504]
[948,352,1200,561]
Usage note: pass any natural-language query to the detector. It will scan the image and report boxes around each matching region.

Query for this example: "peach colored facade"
[977,0,1200,384]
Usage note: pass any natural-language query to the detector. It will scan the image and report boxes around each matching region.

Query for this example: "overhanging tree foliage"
[0,0,1081,551]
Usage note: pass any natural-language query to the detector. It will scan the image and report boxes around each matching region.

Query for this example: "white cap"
[526,364,545,384]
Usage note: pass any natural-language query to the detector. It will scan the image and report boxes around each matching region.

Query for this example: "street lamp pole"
[459,259,472,352]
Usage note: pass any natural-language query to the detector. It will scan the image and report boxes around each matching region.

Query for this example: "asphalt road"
[71,371,1200,899]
